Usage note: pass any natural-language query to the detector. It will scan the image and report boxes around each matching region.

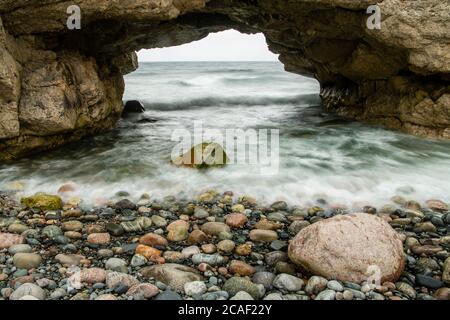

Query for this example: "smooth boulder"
[288,213,405,283]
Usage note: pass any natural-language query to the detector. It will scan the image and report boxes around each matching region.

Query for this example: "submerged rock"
[20,193,62,210]
[171,143,229,169]
[123,100,145,114]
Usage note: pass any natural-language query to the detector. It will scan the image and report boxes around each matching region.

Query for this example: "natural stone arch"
[0,0,449,161]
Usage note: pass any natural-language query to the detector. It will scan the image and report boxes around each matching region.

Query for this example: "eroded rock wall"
[0,0,449,161]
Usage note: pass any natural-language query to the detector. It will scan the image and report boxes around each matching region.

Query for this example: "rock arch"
[0,0,449,161]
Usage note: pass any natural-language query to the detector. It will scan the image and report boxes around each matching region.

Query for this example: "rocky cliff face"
[0,0,449,161]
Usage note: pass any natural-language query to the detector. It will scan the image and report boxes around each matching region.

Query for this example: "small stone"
[254,219,281,230]
[230,291,254,300]
[305,276,328,295]
[106,272,139,289]
[194,207,209,219]
[188,230,208,244]
[396,282,416,299]
[433,287,450,300]
[201,243,216,254]
[327,280,344,292]
[154,290,182,300]
[80,268,107,284]
[96,294,118,300]
[140,263,203,292]
[217,240,235,253]
[315,289,336,300]
[441,257,449,284]
[271,201,288,211]
[105,223,125,236]
[13,253,42,270]
[223,277,262,299]
[127,283,159,299]
[115,199,136,210]
[21,193,63,210]
[192,253,227,266]
[235,244,252,256]
[426,199,448,212]
[121,217,152,232]
[184,281,207,296]
[151,215,167,227]
[181,246,201,258]
[231,204,245,213]
[98,249,114,258]
[273,274,304,292]
[62,221,83,233]
[225,213,248,228]
[0,233,25,249]
[10,283,46,300]
[105,258,128,273]
[8,244,32,254]
[135,244,162,261]
[249,229,278,242]
[8,223,29,234]
[343,290,354,300]
[167,220,189,242]
[55,254,84,266]
[201,222,230,236]
[41,226,63,239]
[229,260,256,276]
[131,254,148,267]
[139,233,168,247]
[87,233,110,245]
[252,272,275,290]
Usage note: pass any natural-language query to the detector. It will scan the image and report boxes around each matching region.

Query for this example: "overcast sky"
[137,30,279,62]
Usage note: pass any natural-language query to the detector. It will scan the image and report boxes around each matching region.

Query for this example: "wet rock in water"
[13,253,42,270]
[249,229,278,242]
[9,283,46,300]
[140,263,203,292]
[184,281,207,296]
[172,142,229,169]
[0,233,25,249]
[201,222,230,236]
[223,277,262,300]
[229,260,256,276]
[288,213,405,283]
[426,199,448,212]
[151,215,167,227]
[115,199,136,210]
[123,100,145,114]
[271,201,288,211]
[273,273,304,292]
[20,193,63,210]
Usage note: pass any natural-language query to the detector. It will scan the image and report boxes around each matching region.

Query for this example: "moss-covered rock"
[172,142,229,169]
[21,193,63,210]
